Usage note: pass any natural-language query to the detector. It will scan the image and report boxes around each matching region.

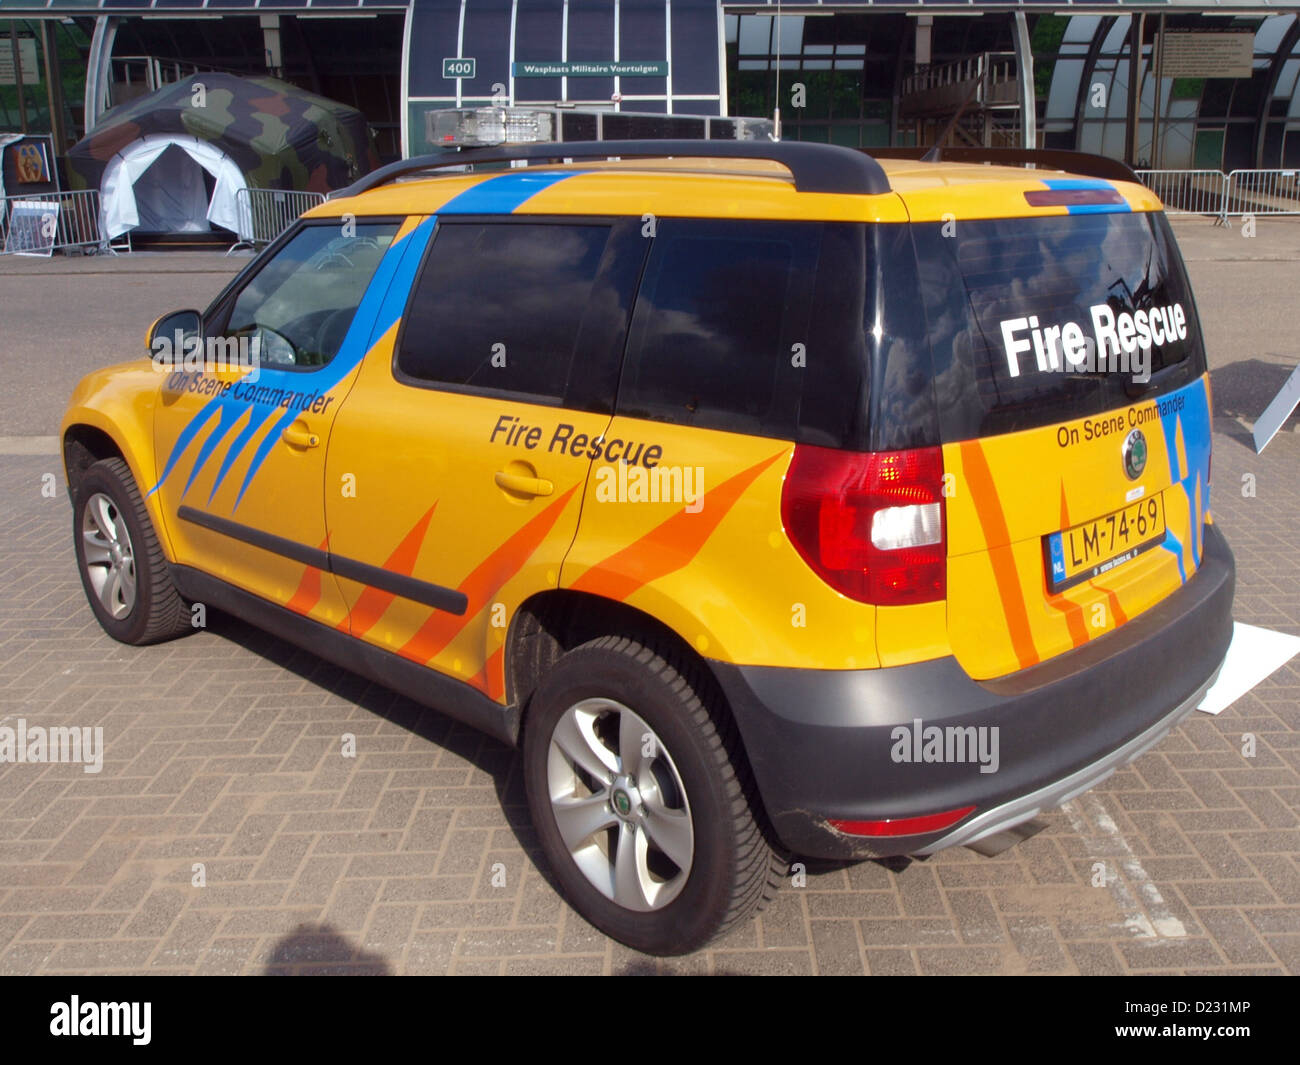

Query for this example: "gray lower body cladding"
[710,522,1235,860]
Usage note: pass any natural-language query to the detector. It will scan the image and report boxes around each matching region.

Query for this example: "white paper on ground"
[1196,622,1300,715]
[1252,363,1300,454]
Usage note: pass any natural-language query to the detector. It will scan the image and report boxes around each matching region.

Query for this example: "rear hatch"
[908,206,1211,680]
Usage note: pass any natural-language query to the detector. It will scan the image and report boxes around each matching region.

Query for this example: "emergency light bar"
[424,107,775,149]
[429,108,554,147]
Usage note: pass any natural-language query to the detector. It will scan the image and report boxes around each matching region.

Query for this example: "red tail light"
[781,445,946,606]
[829,806,975,838]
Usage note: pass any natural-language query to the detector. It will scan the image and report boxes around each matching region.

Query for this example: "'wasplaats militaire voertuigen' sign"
[512,60,669,78]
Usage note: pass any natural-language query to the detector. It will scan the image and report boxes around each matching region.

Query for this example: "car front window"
[218,222,399,370]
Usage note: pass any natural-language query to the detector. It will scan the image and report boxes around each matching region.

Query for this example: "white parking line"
[1061,793,1186,939]
[0,436,59,455]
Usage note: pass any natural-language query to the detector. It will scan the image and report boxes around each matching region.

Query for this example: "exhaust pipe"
[964,817,1048,857]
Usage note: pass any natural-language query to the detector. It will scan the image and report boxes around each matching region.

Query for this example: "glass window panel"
[738,15,770,56]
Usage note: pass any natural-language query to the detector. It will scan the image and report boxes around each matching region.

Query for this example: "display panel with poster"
[3,199,59,256]
[0,133,59,201]
[1,134,61,255]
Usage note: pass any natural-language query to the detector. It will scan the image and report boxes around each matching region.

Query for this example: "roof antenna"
[770,1,782,141]
[920,72,982,163]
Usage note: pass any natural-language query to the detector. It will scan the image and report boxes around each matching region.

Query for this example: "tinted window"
[619,219,872,447]
[396,221,642,411]
[913,211,1207,441]
[215,223,398,370]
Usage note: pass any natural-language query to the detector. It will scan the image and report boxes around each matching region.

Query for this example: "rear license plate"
[1045,495,1165,592]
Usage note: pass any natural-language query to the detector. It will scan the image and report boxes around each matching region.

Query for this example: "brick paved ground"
[0,223,1296,975]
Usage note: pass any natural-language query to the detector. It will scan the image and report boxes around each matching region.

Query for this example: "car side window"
[395,220,645,413]
[617,218,827,440]
[213,222,399,370]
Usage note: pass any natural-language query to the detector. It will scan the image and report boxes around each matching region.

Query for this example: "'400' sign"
[442,57,477,79]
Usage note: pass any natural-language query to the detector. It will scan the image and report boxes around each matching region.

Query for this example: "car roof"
[307,151,1161,225]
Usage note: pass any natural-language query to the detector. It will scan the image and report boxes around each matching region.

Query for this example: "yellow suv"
[62,141,1234,955]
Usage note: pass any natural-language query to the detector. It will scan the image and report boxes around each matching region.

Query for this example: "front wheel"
[523,635,781,955]
[72,457,192,645]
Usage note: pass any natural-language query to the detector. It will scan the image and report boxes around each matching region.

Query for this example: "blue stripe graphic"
[1155,376,1212,576]
[207,405,268,505]
[182,403,243,498]
[1159,529,1187,584]
[230,215,438,510]
[1042,179,1115,191]
[150,216,438,512]
[1042,177,1131,215]
[437,170,582,214]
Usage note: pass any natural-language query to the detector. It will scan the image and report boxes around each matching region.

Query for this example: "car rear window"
[911,211,1208,441]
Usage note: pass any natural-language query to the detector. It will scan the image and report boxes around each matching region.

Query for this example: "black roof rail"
[866,147,1141,186]
[334,139,892,199]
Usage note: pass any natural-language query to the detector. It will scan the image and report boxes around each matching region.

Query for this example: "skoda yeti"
[61,141,1234,955]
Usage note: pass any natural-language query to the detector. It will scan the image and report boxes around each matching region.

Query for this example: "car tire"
[523,634,783,955]
[72,457,192,646]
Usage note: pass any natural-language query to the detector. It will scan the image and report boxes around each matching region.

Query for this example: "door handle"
[495,471,554,497]
[282,421,321,449]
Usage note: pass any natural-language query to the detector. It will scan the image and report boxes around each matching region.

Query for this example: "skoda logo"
[1122,428,1148,481]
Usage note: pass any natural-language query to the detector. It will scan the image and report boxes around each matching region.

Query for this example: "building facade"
[2,1,1300,172]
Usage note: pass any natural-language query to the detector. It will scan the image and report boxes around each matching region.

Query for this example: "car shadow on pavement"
[202,610,546,868]
[1209,357,1300,448]
[264,922,390,975]
[202,609,916,956]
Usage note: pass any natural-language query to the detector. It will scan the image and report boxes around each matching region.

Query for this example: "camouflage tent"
[66,74,378,239]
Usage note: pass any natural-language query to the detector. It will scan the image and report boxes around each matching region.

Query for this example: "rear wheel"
[523,634,781,955]
[72,457,191,645]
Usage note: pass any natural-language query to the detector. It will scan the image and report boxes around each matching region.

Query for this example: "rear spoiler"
[866,147,1141,186]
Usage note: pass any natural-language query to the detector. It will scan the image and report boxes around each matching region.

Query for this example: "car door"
[560,217,846,669]
[150,217,412,626]
[324,215,646,699]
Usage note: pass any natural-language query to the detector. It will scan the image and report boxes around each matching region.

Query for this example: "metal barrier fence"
[1135,167,1300,221]
[1221,168,1300,219]
[1134,169,1228,217]
[0,190,124,255]
[234,187,327,248]
[3,172,1288,255]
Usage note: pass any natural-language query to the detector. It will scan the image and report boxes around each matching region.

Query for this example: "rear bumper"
[711,522,1235,860]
